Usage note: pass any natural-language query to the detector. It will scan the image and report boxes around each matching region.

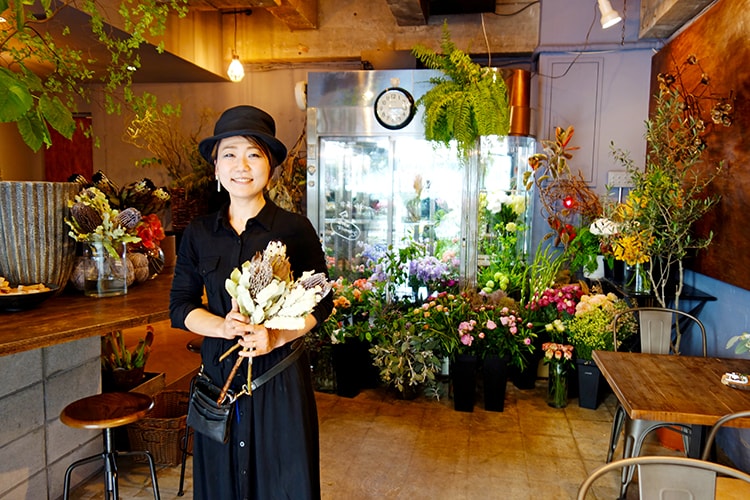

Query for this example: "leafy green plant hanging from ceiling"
[411,23,511,160]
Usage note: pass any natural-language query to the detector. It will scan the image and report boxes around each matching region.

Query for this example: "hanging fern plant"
[412,23,511,160]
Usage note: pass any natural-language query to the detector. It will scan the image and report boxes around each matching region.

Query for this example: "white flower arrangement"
[219,241,331,398]
[225,241,331,330]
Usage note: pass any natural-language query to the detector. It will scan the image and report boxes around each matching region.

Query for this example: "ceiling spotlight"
[597,0,622,29]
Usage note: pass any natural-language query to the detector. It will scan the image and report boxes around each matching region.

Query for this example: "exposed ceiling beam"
[385,0,428,26]
[639,0,715,39]
[184,0,318,29]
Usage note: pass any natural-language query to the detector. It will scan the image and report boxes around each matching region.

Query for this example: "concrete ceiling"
[13,0,714,84]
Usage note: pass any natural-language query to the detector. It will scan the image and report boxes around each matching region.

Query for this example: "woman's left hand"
[237,324,277,357]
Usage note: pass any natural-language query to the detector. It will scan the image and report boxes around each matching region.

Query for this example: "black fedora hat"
[198,105,287,166]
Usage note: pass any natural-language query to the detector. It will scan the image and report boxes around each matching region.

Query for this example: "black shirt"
[170,197,333,331]
[169,197,331,500]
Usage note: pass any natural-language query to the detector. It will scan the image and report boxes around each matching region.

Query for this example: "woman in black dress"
[170,105,332,499]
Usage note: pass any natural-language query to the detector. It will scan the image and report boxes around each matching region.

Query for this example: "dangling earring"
[217,177,221,192]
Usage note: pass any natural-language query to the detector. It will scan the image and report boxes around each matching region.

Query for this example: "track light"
[597,0,622,29]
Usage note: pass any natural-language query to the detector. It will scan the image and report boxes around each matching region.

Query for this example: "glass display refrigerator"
[305,69,535,294]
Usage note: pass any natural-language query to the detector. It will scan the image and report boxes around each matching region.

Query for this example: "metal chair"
[701,410,750,461]
[577,455,750,500]
[605,307,708,497]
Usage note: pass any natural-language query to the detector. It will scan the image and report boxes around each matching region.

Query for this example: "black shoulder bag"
[186,340,304,444]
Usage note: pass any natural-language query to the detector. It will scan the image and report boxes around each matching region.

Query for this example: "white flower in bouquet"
[225,242,331,329]
[590,217,620,236]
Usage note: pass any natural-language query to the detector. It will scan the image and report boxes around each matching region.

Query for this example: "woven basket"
[127,390,193,466]
[170,187,209,232]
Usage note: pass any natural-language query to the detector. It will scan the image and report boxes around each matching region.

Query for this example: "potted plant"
[369,303,445,400]
[325,278,380,397]
[101,327,155,391]
[411,22,510,160]
[465,292,536,411]
[611,56,731,314]
[0,0,188,152]
[566,291,636,409]
[123,98,215,231]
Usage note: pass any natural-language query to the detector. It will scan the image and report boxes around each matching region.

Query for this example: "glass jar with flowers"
[542,340,574,408]
[521,282,582,395]
[601,194,654,294]
[66,187,143,297]
[566,291,636,408]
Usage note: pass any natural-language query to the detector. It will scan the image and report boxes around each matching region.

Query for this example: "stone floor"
[68,321,683,499]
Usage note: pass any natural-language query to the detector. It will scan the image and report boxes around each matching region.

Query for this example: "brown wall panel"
[651,0,750,290]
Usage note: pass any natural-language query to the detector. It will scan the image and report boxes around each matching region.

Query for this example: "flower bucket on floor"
[452,354,477,412]
[576,359,603,410]
[483,355,509,412]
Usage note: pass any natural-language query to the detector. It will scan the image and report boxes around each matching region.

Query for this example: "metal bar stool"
[60,391,160,500]
[178,336,203,496]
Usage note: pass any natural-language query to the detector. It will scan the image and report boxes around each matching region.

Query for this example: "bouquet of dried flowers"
[66,187,143,258]
[220,241,332,399]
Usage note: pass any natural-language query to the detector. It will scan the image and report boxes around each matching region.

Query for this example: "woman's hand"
[222,298,251,339]
[238,324,277,357]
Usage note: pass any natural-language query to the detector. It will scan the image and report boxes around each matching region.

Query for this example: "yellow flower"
[612,231,652,265]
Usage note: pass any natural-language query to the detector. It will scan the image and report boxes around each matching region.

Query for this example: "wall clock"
[374,87,416,130]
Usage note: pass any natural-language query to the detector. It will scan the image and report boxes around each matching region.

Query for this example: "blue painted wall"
[689,270,750,470]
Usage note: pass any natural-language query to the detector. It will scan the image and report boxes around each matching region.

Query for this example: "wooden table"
[593,351,750,429]
[0,273,173,356]
[593,350,750,496]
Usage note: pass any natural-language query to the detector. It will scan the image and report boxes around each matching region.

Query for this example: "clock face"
[374,87,415,130]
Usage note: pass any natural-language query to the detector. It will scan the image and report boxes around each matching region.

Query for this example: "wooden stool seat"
[60,392,154,429]
[60,392,160,500]
[186,336,203,353]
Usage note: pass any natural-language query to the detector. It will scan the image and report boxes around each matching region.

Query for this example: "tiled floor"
[69,321,681,499]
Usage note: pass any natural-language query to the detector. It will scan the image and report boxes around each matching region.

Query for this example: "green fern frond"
[411,21,510,161]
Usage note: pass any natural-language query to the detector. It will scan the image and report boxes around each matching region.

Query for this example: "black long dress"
[170,198,333,500]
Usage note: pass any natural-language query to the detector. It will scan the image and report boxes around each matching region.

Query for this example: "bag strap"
[249,339,305,392]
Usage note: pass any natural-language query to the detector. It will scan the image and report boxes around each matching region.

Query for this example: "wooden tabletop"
[0,273,172,357]
[593,350,750,427]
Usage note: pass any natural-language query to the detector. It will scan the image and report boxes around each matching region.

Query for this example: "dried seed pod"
[115,207,142,229]
[71,203,103,233]
[249,260,274,297]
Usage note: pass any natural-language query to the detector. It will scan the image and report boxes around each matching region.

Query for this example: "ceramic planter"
[0,181,78,289]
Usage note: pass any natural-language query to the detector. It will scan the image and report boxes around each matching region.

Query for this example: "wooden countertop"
[0,273,173,356]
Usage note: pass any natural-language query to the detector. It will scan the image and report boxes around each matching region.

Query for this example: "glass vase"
[628,262,651,293]
[547,359,568,408]
[83,241,129,297]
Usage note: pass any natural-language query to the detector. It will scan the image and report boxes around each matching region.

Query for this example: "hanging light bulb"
[228,51,245,82]
[597,0,622,29]
[227,11,245,82]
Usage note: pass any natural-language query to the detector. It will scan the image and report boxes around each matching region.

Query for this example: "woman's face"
[215,136,271,200]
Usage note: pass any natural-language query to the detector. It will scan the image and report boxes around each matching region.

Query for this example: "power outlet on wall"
[607,171,634,188]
